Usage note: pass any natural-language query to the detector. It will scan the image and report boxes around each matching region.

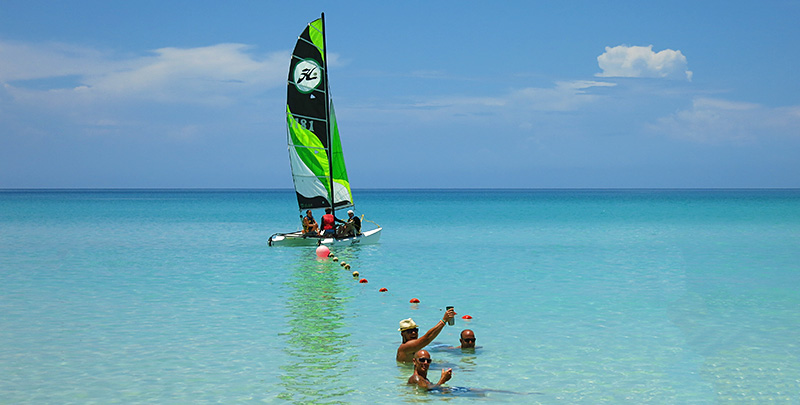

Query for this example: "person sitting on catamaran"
[302,210,319,235]
[338,209,361,237]
[321,208,345,237]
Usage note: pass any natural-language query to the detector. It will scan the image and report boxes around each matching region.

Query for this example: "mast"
[321,12,335,214]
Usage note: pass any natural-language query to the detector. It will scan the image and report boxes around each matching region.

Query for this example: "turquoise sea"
[1,189,799,403]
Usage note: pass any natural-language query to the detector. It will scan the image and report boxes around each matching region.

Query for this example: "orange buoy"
[379,287,388,292]
[409,298,420,303]
[462,315,472,319]
[359,278,368,283]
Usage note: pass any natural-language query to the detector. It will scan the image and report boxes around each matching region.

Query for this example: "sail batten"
[285,15,353,212]
[288,113,326,122]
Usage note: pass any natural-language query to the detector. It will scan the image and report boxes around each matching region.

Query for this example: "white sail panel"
[288,144,329,205]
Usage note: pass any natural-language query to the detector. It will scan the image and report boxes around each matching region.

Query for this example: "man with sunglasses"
[396,307,456,362]
[407,349,452,390]
[456,329,477,349]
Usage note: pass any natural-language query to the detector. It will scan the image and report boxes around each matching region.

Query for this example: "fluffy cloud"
[0,40,287,107]
[649,97,800,143]
[597,45,692,81]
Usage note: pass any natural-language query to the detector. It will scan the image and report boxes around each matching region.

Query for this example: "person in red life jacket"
[321,207,345,237]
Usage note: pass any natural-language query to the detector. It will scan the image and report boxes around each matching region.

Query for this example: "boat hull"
[268,227,382,247]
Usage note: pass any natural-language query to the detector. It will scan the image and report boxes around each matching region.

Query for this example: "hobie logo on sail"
[293,59,322,94]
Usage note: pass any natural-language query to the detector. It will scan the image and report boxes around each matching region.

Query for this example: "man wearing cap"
[338,209,361,237]
[396,307,456,362]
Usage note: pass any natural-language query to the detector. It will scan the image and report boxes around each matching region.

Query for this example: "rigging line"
[363,218,381,228]
[320,13,335,213]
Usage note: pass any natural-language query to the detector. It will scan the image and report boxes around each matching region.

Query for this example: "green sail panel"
[329,102,353,207]
[287,106,329,209]
[285,16,352,211]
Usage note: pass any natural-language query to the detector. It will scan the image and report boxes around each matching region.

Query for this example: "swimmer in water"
[432,329,479,351]
[396,308,456,362]
[456,329,477,349]
[407,349,452,390]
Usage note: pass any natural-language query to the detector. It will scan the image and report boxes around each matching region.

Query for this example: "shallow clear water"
[1,189,799,403]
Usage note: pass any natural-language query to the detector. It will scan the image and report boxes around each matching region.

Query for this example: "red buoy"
[379,288,388,292]
[409,298,420,303]
[359,278,368,283]
[462,315,472,319]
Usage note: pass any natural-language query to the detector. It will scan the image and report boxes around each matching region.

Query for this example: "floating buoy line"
[315,248,473,321]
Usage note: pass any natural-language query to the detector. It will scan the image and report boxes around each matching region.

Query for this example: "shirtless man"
[407,349,452,390]
[456,329,477,349]
[396,307,456,362]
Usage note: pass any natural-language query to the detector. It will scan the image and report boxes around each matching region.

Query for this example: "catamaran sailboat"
[268,14,381,247]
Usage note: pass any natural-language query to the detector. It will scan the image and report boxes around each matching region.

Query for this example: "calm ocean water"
[1,189,799,403]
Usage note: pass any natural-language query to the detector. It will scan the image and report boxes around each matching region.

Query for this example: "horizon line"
[2,187,800,192]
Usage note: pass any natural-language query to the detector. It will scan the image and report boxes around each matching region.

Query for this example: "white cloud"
[86,44,286,102]
[0,40,288,107]
[649,97,800,143]
[511,80,617,111]
[406,80,616,116]
[597,45,692,81]
[0,40,116,81]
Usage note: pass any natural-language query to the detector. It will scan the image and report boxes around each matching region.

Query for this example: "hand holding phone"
[446,306,455,325]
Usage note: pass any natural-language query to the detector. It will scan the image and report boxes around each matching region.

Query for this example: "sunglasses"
[416,358,432,363]
[404,328,419,333]
[462,338,476,343]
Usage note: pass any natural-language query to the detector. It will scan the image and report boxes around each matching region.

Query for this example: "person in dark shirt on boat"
[302,210,319,235]
[321,208,345,237]
[396,308,456,362]
[408,349,452,390]
[339,209,361,237]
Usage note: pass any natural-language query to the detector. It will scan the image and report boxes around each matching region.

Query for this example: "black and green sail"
[286,14,352,211]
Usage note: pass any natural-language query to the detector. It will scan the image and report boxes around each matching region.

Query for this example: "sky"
[1,0,799,188]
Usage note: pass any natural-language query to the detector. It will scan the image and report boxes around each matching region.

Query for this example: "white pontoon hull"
[268,227,382,247]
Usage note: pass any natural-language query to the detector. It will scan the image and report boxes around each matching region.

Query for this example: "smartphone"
[446,306,455,325]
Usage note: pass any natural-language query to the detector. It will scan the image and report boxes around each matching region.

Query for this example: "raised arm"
[398,309,456,356]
